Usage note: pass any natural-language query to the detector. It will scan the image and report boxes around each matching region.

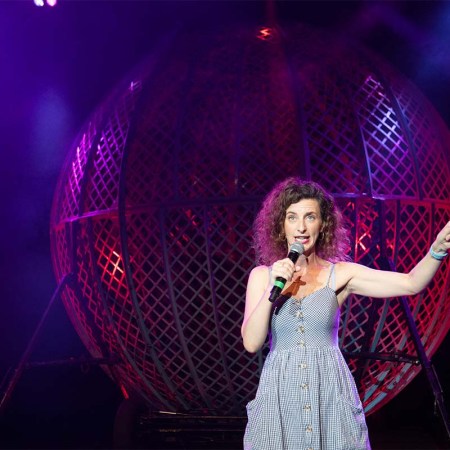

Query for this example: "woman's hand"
[431,221,450,255]
[270,257,297,286]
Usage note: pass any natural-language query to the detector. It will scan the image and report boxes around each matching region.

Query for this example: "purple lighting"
[46,0,57,6]
[49,23,450,418]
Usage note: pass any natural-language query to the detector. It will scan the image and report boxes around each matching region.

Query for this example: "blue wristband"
[430,246,448,261]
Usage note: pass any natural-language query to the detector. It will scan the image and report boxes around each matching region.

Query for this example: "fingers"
[439,221,450,240]
[271,258,295,283]
[432,220,450,253]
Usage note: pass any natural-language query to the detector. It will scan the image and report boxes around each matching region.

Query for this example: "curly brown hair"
[253,177,350,265]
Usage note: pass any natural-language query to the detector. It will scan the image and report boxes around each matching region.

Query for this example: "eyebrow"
[286,210,317,216]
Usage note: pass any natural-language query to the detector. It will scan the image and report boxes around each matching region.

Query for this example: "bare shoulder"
[244,265,271,315]
[248,264,270,285]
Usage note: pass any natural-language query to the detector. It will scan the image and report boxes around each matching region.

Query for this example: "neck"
[297,251,321,268]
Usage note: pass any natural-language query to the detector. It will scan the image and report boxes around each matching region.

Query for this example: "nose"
[297,220,307,233]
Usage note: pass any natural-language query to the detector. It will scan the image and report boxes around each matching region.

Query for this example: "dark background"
[0,1,449,448]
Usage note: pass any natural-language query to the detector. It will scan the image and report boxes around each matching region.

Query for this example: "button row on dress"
[295,305,305,349]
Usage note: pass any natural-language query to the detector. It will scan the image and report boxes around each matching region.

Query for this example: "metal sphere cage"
[50,24,450,416]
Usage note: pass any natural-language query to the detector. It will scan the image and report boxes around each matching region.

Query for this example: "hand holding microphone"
[268,242,305,302]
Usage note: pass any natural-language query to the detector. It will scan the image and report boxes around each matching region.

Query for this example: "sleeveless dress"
[244,264,371,450]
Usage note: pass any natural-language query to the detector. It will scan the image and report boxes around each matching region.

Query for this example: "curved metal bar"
[158,207,214,411]
[60,79,120,373]
[115,51,190,410]
[85,217,173,410]
[203,205,241,413]
[371,66,423,200]
[338,71,373,196]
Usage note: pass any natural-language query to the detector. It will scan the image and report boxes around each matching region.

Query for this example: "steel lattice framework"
[50,24,450,416]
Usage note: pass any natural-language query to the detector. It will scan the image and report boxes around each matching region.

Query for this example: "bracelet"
[430,246,448,261]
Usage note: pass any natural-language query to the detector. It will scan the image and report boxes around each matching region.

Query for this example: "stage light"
[33,0,58,7]
[257,27,273,41]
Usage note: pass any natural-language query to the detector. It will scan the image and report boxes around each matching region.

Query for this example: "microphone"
[268,242,304,303]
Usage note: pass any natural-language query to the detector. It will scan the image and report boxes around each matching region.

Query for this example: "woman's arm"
[241,266,273,353]
[241,258,296,353]
[340,221,450,300]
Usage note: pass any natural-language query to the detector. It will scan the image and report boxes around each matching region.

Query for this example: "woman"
[242,177,450,450]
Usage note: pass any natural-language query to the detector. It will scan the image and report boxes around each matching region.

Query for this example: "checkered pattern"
[244,266,371,450]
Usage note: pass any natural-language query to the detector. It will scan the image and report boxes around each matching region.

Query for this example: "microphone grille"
[290,242,305,255]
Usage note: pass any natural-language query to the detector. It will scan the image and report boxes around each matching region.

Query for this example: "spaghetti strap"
[326,264,336,290]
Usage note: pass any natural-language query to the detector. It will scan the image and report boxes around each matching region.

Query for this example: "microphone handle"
[268,277,286,303]
[267,243,303,303]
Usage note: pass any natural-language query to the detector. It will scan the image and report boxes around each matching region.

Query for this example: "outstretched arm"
[340,221,450,300]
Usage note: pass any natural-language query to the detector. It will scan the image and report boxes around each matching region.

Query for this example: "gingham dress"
[244,264,371,450]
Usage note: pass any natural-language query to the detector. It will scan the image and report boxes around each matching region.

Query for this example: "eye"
[286,214,296,222]
[306,214,316,221]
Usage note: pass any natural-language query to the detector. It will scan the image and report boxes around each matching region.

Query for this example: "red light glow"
[257,27,273,41]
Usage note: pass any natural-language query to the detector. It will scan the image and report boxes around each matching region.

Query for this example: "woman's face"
[283,198,323,253]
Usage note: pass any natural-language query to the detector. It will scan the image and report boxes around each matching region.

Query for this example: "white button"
[297,340,305,347]
[306,425,313,432]
[301,383,308,390]
[303,404,311,411]
[296,310,304,318]
[297,325,305,333]
[299,363,307,369]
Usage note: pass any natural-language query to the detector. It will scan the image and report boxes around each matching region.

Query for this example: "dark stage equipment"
[45,24,449,420]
